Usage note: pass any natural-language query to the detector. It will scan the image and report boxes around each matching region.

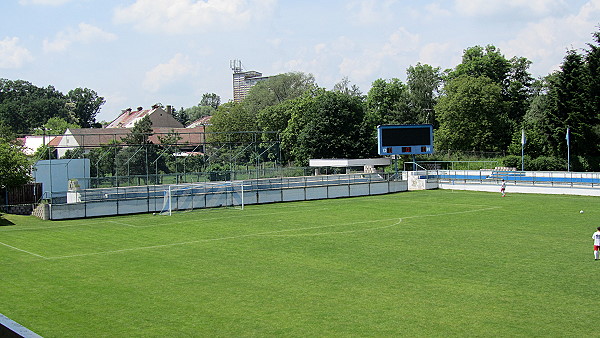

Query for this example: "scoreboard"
[377,124,434,155]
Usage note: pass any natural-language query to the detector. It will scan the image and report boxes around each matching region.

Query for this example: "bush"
[499,155,521,169]
[528,156,566,171]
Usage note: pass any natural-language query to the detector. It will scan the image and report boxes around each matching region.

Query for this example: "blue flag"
[521,129,526,145]
[566,128,570,146]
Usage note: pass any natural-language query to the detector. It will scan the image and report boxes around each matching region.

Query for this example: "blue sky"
[1,0,599,123]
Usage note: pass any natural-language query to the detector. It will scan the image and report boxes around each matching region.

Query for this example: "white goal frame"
[159,181,244,215]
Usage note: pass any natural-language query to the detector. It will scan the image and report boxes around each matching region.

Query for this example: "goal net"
[158,181,245,215]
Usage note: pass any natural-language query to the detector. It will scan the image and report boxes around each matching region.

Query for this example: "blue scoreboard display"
[377,124,434,155]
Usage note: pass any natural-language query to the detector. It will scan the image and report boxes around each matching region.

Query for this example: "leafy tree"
[172,106,189,126]
[257,98,298,141]
[435,75,507,151]
[33,117,80,136]
[513,76,556,158]
[181,105,214,124]
[32,144,57,160]
[366,78,409,125]
[585,29,600,157]
[449,45,511,88]
[62,147,85,159]
[0,140,31,188]
[244,72,316,116]
[333,77,363,97]
[281,90,368,165]
[116,116,165,178]
[88,142,120,177]
[122,115,153,145]
[65,88,104,128]
[0,79,68,134]
[208,102,259,143]
[505,56,534,123]
[406,63,442,125]
[547,50,592,157]
[200,93,221,109]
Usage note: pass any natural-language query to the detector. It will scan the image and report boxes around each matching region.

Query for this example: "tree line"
[1,28,599,190]
[209,28,600,170]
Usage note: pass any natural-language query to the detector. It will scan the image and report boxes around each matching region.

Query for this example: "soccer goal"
[158,181,245,215]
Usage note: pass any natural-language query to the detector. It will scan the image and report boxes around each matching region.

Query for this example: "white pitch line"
[0,241,47,259]
[107,220,135,227]
[260,219,402,237]
[10,205,502,260]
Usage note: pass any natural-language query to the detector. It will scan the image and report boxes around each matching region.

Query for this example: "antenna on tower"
[230,59,243,73]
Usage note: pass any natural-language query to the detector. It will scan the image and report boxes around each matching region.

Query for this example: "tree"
[333,77,362,97]
[0,140,31,188]
[87,141,120,178]
[181,105,215,124]
[406,63,442,125]
[33,117,80,136]
[244,72,316,116]
[449,45,511,88]
[547,50,591,158]
[208,102,259,143]
[122,115,153,145]
[172,106,189,126]
[435,75,508,151]
[65,88,105,128]
[585,29,600,157]
[200,93,221,109]
[32,144,57,160]
[0,79,68,134]
[257,98,298,141]
[116,116,163,178]
[366,78,409,125]
[281,90,369,165]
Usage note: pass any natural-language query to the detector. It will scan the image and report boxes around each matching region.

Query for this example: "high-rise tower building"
[230,60,270,103]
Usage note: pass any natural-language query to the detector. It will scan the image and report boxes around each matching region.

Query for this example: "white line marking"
[5,206,502,260]
[0,241,47,259]
[107,220,135,227]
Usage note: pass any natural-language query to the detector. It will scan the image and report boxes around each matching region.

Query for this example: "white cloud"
[43,23,117,53]
[501,0,600,76]
[346,0,399,25]
[114,0,277,34]
[19,0,72,5]
[381,27,420,56]
[143,54,195,92]
[418,42,458,70]
[0,37,34,69]
[455,0,567,17]
[424,3,452,18]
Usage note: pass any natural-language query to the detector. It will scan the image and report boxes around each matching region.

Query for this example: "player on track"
[593,227,600,261]
[500,179,506,197]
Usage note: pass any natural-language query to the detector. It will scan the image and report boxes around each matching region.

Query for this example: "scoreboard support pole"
[412,154,417,171]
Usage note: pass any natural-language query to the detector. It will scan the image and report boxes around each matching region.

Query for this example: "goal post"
[158,181,244,215]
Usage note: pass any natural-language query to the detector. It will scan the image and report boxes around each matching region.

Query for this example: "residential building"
[231,60,271,103]
[106,105,183,129]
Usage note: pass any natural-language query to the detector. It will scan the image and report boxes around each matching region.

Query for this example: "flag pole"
[566,127,570,172]
[521,129,525,171]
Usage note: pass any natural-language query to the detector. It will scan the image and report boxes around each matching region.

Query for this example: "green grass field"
[1,190,599,337]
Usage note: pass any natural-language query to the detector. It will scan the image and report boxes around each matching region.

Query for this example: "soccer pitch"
[1,190,598,337]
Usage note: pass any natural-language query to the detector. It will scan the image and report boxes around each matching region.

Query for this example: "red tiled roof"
[187,115,212,128]
[63,127,206,147]
[106,108,151,128]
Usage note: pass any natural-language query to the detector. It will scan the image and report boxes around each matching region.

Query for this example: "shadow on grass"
[0,215,15,226]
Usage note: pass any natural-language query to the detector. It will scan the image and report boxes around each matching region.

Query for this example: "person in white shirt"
[500,179,506,197]
[593,227,600,261]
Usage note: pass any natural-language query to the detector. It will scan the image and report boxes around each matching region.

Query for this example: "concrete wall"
[46,180,409,220]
